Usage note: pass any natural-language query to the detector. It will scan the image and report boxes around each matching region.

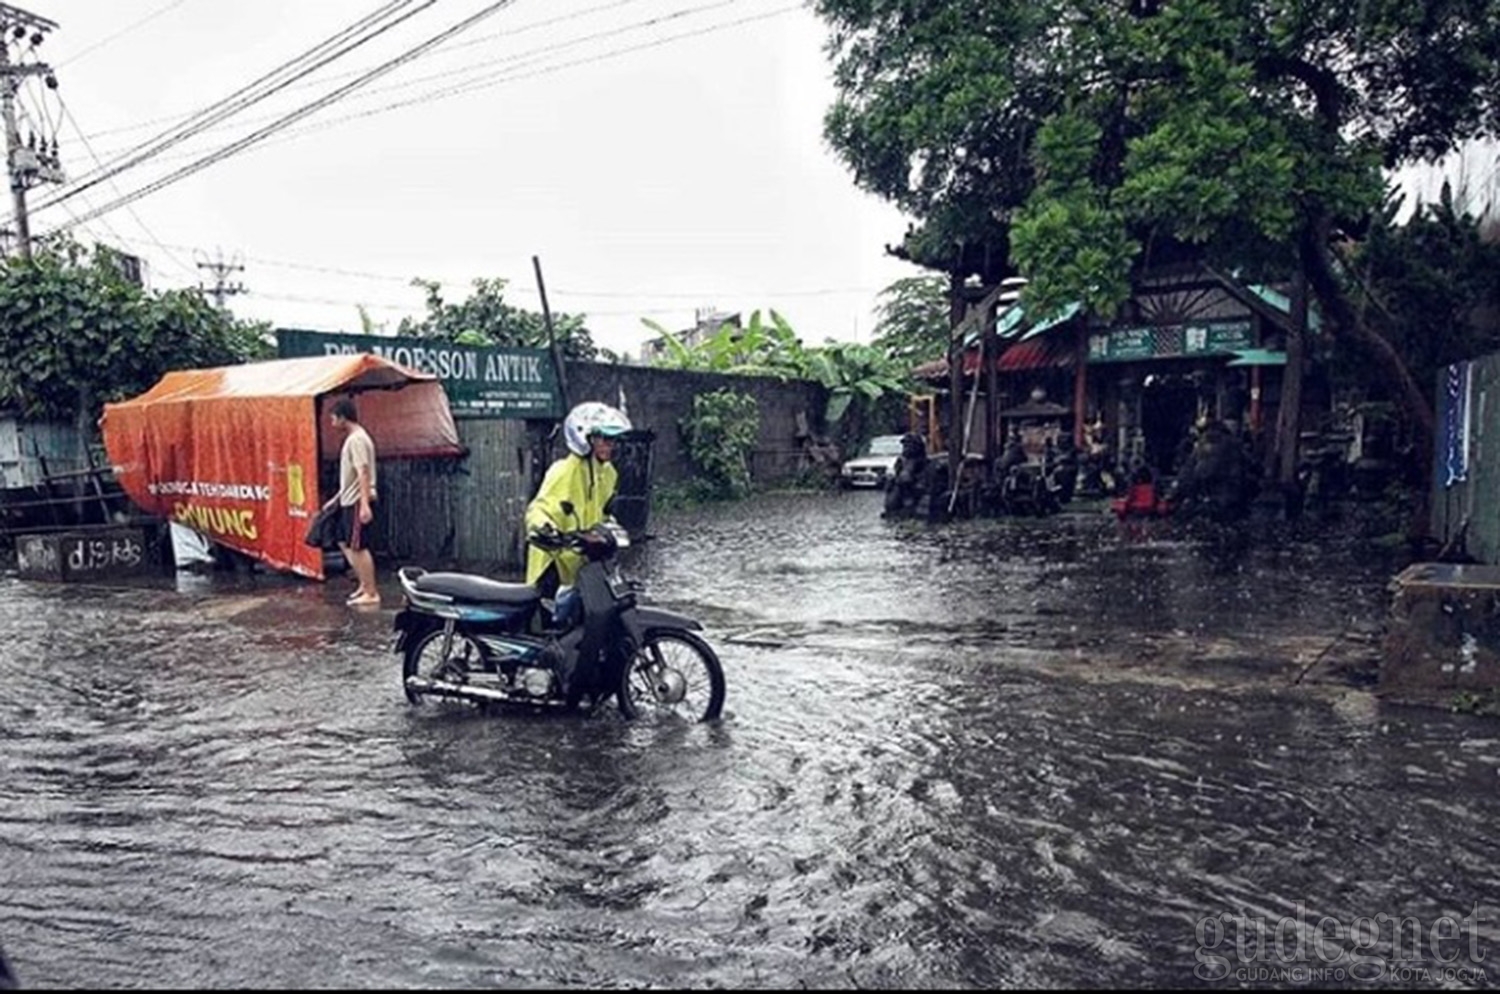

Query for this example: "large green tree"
[871,275,951,368]
[0,242,270,424]
[816,0,1500,488]
[398,276,598,361]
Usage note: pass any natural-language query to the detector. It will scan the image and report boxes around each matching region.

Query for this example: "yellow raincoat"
[524,452,619,586]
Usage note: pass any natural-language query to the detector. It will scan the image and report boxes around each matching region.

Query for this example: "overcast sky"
[15,0,923,357]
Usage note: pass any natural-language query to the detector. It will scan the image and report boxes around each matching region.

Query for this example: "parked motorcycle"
[392,523,725,721]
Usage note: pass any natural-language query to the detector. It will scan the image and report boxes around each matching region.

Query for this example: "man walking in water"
[326,397,380,606]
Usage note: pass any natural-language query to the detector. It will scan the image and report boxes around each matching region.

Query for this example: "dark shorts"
[337,503,373,551]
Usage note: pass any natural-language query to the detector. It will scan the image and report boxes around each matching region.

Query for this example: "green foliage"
[872,275,950,367]
[818,0,1063,271]
[678,388,760,500]
[815,0,1500,319]
[644,309,804,376]
[1342,185,1500,406]
[0,241,271,422]
[1452,690,1500,716]
[356,304,387,335]
[811,340,908,429]
[645,308,909,436]
[399,276,597,361]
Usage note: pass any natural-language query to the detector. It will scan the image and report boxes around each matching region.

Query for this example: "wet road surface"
[4,492,1499,988]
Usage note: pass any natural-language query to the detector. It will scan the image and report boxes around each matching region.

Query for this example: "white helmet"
[563,401,632,456]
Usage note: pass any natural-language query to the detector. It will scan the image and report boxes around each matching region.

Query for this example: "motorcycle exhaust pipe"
[404,676,568,707]
[405,676,513,704]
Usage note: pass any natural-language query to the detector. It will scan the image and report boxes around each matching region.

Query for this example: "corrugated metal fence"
[369,418,535,573]
[1434,355,1500,563]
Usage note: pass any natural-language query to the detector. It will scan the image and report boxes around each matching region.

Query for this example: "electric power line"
[38,0,524,235]
[241,1,803,151]
[71,0,771,170]
[73,0,656,145]
[553,285,884,299]
[55,0,193,69]
[91,230,889,302]
[29,0,431,216]
[55,95,198,281]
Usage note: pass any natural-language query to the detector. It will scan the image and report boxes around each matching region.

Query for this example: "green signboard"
[1184,321,1253,355]
[277,329,562,419]
[1088,320,1253,364]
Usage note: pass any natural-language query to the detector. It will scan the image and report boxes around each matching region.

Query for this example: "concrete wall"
[565,362,828,486]
[1382,562,1500,704]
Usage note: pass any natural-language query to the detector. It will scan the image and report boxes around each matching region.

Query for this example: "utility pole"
[0,3,60,261]
[195,248,246,309]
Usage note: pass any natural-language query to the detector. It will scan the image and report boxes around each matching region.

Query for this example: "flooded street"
[4,491,1499,988]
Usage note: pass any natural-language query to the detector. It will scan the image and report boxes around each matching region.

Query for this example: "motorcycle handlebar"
[527,522,630,553]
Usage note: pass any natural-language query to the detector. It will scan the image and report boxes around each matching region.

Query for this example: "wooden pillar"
[947,272,966,485]
[1274,268,1308,486]
[1073,321,1089,448]
[1249,365,1262,432]
[982,296,999,478]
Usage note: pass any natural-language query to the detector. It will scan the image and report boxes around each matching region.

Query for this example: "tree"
[399,276,597,361]
[872,275,951,368]
[1344,184,1500,408]
[818,0,1065,274]
[0,241,271,425]
[816,0,1500,507]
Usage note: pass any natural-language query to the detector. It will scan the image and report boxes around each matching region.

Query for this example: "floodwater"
[3,491,1499,989]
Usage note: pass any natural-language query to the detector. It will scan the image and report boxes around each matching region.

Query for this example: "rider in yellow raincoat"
[524,401,632,595]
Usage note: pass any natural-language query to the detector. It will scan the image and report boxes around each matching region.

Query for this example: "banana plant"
[643,310,907,440]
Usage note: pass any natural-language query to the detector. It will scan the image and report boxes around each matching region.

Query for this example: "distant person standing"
[326,397,380,606]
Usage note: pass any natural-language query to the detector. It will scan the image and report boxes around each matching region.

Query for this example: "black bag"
[304,504,342,549]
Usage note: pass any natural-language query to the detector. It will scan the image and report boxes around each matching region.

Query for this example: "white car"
[840,434,906,489]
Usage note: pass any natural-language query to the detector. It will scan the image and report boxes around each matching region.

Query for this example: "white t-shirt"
[337,425,378,507]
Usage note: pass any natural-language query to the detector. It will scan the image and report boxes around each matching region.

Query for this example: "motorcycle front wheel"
[403,628,485,706]
[616,630,725,722]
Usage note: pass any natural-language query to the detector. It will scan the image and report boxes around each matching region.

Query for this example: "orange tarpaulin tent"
[102,353,464,580]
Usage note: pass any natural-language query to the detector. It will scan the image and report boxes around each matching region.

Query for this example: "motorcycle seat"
[411,573,541,605]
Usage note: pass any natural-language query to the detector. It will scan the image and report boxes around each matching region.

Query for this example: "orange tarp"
[102,354,463,580]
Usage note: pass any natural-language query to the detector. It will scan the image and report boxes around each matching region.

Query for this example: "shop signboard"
[277,329,562,419]
[1088,320,1254,363]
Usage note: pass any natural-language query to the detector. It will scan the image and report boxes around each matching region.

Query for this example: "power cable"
[74,0,760,168]
[56,95,198,281]
[174,2,804,160]
[39,0,525,235]
[29,0,429,215]
[55,0,193,69]
[72,0,654,145]
[554,285,884,299]
[250,290,419,310]
[93,230,886,303]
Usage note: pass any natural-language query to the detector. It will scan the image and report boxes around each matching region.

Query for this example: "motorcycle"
[391,523,726,722]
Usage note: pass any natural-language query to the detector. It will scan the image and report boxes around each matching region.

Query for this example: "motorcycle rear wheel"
[403,628,486,706]
[616,630,725,722]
